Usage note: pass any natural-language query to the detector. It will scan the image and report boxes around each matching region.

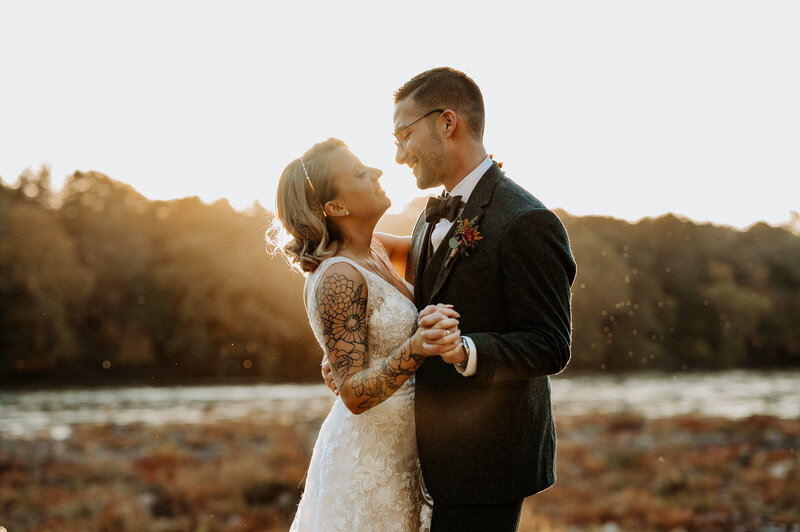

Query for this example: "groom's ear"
[441,109,458,139]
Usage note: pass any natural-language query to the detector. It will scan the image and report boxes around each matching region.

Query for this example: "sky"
[1,0,798,229]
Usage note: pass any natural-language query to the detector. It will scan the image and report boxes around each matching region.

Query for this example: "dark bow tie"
[425,193,465,224]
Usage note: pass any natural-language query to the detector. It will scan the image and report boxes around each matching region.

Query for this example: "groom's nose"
[395,143,407,165]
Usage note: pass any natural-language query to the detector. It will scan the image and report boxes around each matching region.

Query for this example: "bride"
[271,138,462,531]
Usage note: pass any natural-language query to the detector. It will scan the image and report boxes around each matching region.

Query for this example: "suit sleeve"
[469,208,576,381]
[405,212,427,285]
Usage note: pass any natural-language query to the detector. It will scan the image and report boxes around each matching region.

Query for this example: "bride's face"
[326,146,390,220]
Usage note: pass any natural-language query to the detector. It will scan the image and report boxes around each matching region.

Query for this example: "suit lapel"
[407,211,433,310]
[424,163,503,305]
[416,223,435,308]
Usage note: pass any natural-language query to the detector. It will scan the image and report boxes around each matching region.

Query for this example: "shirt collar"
[446,155,493,203]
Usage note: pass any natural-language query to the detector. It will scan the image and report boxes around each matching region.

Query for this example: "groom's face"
[393,98,446,190]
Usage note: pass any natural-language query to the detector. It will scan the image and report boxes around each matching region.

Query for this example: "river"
[1,370,798,440]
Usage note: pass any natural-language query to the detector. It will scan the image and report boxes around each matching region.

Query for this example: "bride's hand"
[321,355,338,396]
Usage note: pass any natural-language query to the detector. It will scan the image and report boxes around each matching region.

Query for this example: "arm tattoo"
[319,272,368,381]
[318,271,426,412]
[350,341,426,410]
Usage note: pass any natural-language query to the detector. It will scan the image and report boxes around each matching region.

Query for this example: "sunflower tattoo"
[319,273,368,379]
[322,274,367,345]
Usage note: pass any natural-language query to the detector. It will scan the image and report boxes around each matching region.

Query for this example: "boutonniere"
[489,153,506,174]
[444,216,483,268]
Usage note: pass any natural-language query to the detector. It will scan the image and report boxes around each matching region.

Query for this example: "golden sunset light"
[2,1,798,228]
[2,3,799,531]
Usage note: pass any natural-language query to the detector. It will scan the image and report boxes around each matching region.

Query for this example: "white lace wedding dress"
[289,256,432,532]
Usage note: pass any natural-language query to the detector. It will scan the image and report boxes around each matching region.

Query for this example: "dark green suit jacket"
[406,162,576,504]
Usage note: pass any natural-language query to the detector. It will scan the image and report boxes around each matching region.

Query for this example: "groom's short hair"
[394,67,485,140]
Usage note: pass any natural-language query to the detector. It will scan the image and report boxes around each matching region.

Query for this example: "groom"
[396,67,576,530]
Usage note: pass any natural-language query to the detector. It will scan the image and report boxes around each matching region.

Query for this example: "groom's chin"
[415,174,437,190]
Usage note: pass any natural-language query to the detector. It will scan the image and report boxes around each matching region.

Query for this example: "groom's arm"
[374,232,411,279]
[468,208,576,381]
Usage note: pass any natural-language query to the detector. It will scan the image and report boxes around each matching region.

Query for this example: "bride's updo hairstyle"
[269,138,346,273]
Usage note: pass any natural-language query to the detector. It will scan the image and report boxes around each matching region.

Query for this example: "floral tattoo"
[319,273,368,379]
[318,271,426,411]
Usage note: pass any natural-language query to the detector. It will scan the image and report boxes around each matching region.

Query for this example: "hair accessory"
[299,156,327,217]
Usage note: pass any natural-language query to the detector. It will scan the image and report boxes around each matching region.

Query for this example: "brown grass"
[1,413,797,531]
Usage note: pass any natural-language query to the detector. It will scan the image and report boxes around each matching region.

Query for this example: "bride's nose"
[372,168,383,180]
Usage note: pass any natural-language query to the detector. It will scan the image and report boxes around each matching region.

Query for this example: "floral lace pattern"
[290,255,431,532]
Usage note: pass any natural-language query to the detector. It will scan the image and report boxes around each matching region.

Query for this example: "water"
[551,370,800,418]
[1,370,798,440]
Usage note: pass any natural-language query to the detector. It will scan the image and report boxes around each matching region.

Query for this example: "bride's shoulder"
[311,258,369,298]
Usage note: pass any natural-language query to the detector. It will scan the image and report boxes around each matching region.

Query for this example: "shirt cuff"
[455,336,477,377]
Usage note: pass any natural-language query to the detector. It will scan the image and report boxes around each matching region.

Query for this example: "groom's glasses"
[393,109,444,150]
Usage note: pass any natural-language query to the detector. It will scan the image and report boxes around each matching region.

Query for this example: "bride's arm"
[317,262,460,414]
[374,233,412,279]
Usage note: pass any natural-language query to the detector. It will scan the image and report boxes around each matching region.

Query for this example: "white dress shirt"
[429,154,493,377]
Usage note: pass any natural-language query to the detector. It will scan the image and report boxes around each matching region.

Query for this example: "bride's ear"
[324,200,349,217]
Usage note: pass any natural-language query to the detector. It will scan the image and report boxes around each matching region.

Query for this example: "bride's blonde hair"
[268,138,346,273]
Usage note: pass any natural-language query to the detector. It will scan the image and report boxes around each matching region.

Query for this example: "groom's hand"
[417,304,459,328]
[438,339,467,365]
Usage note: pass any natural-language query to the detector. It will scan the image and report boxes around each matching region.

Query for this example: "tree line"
[1,167,798,385]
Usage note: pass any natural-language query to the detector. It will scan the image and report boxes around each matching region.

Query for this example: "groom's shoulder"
[485,175,572,241]
[490,173,548,218]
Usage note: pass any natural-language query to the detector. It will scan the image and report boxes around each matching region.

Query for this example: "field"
[1,412,798,531]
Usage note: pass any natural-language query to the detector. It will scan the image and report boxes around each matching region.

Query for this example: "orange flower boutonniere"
[489,153,506,174]
[444,216,483,268]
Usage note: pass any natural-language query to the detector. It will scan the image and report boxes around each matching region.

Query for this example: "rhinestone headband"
[299,156,327,217]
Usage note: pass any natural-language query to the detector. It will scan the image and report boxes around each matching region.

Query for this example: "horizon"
[2,164,797,233]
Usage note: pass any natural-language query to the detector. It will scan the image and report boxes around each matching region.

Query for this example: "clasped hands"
[321,303,465,396]
[414,303,464,364]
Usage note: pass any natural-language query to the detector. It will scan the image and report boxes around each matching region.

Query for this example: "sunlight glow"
[1,1,798,228]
